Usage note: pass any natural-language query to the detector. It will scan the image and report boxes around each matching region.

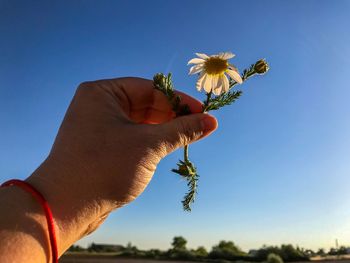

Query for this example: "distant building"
[88,243,124,252]
[248,249,258,257]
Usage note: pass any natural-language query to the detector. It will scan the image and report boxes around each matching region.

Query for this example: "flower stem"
[205,91,212,108]
[203,91,213,112]
[184,91,211,168]
[184,145,189,162]
[230,66,259,88]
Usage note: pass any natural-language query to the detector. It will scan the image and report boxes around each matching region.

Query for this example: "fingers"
[141,90,203,124]
[152,113,218,156]
[130,88,174,123]
[174,90,203,113]
[98,77,204,123]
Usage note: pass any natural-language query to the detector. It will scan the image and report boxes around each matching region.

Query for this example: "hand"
[27,77,218,254]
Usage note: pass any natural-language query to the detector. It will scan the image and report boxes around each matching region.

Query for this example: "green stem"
[184,91,212,164]
[203,91,212,112]
[243,71,257,81]
[184,145,189,162]
[230,70,257,89]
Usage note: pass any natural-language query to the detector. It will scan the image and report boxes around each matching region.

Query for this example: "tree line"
[68,236,350,262]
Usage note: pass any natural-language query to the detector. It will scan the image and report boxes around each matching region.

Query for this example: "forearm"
[26,157,115,251]
[0,158,115,263]
[0,186,49,263]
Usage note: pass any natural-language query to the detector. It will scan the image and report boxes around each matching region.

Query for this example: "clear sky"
[1,0,350,252]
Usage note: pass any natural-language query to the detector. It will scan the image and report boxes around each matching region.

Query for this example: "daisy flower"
[188,52,243,95]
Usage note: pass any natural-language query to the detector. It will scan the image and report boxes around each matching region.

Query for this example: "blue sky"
[1,0,350,251]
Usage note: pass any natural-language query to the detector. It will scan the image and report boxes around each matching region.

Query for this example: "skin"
[0,77,218,263]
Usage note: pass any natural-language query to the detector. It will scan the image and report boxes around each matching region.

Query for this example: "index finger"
[105,77,203,115]
[174,90,203,114]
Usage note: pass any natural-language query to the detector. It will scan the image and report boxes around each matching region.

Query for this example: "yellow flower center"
[204,57,228,75]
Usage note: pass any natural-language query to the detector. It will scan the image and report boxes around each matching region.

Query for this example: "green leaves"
[182,173,199,212]
[203,90,242,112]
[153,73,179,109]
[153,73,191,116]
[172,159,198,212]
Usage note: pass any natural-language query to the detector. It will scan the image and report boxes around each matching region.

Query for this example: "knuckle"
[145,125,173,156]
[178,119,202,144]
[76,81,100,96]
[150,131,169,157]
[141,125,158,142]
[78,80,95,90]
[178,132,191,146]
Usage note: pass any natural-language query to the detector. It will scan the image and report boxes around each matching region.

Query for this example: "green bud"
[153,73,166,88]
[254,59,269,74]
[172,160,196,177]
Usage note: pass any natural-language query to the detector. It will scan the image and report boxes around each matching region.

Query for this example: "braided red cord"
[1,179,58,263]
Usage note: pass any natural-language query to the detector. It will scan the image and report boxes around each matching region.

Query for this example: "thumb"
[155,113,218,155]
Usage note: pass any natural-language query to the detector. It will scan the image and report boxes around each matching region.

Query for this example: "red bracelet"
[1,179,58,263]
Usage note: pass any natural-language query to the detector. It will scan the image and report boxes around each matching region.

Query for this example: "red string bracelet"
[1,179,58,263]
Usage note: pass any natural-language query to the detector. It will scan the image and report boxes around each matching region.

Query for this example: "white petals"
[203,75,213,93]
[222,75,230,92]
[189,64,204,75]
[212,85,222,95]
[211,74,219,89]
[229,64,238,72]
[213,88,221,96]
[218,52,235,60]
[187,58,205,65]
[196,72,206,91]
[226,69,243,84]
[195,53,209,59]
[215,76,224,95]
[212,76,223,95]
[189,51,241,94]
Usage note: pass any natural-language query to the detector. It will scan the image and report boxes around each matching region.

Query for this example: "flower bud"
[153,73,166,88]
[254,59,269,74]
[172,161,196,177]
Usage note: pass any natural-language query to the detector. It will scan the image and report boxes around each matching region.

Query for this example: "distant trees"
[208,240,247,260]
[267,253,284,263]
[168,236,195,260]
[328,246,350,256]
[316,248,326,256]
[315,246,350,257]
[303,249,316,257]
[144,248,163,259]
[66,237,350,262]
[122,242,140,256]
[167,236,208,260]
[87,242,124,253]
[338,246,350,255]
[192,246,208,258]
[254,244,309,262]
[171,236,187,250]
[67,245,85,252]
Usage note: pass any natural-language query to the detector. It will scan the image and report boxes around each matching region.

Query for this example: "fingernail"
[200,116,218,132]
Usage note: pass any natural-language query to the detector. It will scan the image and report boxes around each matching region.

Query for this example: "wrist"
[0,186,50,263]
[26,156,114,253]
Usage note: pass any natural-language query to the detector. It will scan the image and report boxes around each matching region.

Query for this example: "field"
[59,254,194,263]
[59,254,350,263]
[59,253,350,263]
[60,258,192,263]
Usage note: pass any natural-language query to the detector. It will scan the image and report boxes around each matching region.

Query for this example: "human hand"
[27,77,218,253]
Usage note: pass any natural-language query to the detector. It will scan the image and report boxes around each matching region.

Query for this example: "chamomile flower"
[188,52,243,95]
